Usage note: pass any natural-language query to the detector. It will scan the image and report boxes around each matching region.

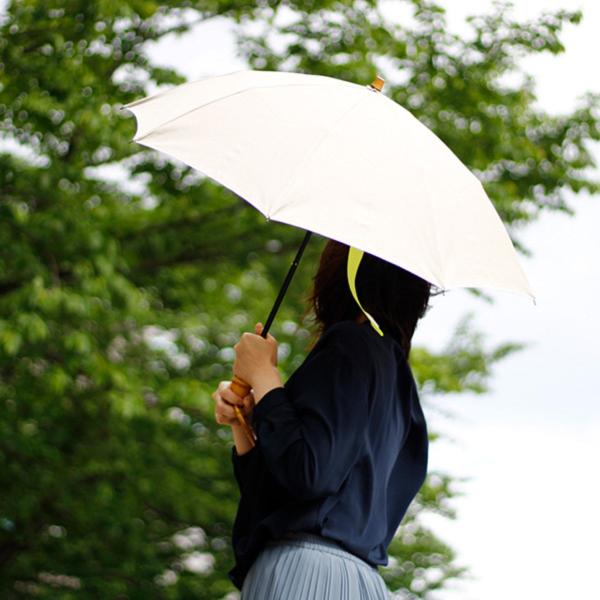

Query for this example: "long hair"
[304,239,435,359]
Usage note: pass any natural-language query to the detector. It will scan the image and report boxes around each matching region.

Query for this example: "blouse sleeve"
[250,326,373,501]
[231,444,262,497]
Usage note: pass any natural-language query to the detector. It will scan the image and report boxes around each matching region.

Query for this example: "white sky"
[1,0,597,598]
[141,2,600,598]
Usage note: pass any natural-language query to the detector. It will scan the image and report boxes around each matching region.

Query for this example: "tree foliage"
[0,0,597,598]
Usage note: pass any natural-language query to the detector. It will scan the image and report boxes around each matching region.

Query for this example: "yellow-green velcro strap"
[347,246,384,336]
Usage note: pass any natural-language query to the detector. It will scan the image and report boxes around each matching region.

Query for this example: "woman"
[212,239,433,599]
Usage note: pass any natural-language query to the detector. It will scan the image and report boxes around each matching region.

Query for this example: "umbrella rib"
[131,82,358,143]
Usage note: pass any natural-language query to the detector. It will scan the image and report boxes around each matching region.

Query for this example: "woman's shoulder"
[319,320,371,345]
[282,322,366,390]
[321,320,406,361]
[318,320,389,360]
[289,321,373,377]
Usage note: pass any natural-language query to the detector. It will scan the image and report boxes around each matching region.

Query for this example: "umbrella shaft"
[261,230,313,337]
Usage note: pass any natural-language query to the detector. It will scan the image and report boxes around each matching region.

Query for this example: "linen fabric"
[228,319,428,591]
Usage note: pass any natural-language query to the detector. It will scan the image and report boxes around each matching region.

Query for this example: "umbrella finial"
[368,75,385,92]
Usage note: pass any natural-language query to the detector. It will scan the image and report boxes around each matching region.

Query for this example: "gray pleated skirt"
[240,532,390,599]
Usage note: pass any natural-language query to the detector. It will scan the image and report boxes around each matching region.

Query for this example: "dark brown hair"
[304,239,435,359]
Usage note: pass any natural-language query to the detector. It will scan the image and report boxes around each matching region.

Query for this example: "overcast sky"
[139,2,599,598]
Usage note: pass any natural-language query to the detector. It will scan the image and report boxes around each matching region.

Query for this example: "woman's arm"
[232,366,283,455]
[231,366,283,456]
[251,330,373,501]
[228,322,376,501]
[231,422,254,456]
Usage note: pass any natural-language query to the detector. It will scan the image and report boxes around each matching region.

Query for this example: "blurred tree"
[0,0,597,598]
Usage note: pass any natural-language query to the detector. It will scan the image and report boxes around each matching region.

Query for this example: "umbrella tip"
[368,75,385,92]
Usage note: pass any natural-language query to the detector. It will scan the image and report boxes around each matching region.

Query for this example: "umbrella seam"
[269,92,371,218]
[131,82,358,144]
[122,70,247,109]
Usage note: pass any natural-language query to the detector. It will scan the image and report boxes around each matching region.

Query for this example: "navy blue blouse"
[228,319,428,590]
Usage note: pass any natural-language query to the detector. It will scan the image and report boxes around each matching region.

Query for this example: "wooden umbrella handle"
[230,375,257,447]
[230,374,251,398]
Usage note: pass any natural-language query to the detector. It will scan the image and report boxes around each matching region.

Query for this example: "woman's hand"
[233,322,279,390]
[212,380,255,427]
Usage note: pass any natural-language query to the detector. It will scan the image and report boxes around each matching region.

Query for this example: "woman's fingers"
[254,322,278,366]
[212,380,247,426]
[211,381,256,427]
[255,322,277,344]
[219,394,245,425]
[216,398,234,424]
[219,381,245,406]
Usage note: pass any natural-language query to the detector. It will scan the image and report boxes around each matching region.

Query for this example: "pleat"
[341,553,356,598]
[241,545,278,599]
[273,543,302,597]
[353,560,390,600]
[323,549,333,597]
[241,535,390,599]
[300,546,321,598]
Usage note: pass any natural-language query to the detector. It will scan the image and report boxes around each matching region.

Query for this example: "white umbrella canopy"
[123,69,535,301]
